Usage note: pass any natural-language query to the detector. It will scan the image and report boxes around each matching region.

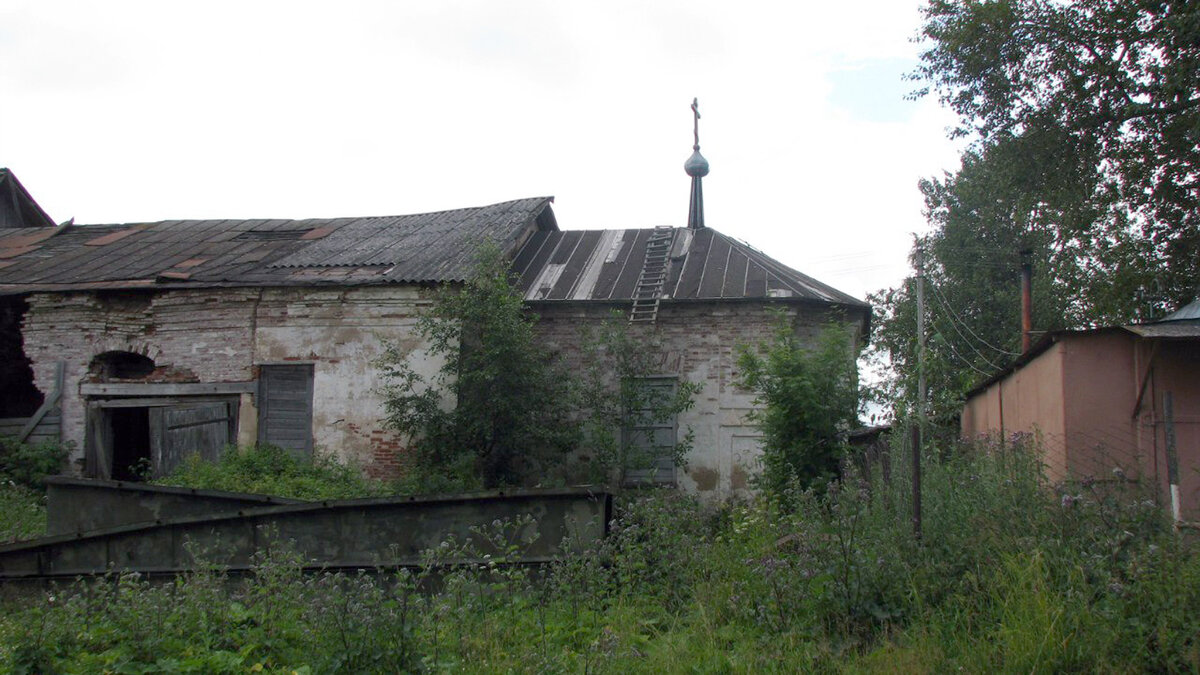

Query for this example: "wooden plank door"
[149,402,231,477]
[257,364,314,457]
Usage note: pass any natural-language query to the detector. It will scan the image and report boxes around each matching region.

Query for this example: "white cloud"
[0,0,962,302]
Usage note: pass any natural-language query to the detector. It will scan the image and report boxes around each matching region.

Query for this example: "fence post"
[1164,391,1181,529]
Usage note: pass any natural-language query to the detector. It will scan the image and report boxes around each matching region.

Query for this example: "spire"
[684,98,709,230]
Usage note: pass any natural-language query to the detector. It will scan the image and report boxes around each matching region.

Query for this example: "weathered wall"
[1134,339,1200,517]
[24,289,259,472]
[252,286,444,473]
[532,300,863,501]
[21,286,440,475]
[21,286,865,499]
[962,342,1068,479]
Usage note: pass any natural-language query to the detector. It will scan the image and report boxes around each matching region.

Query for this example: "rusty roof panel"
[548,230,602,300]
[85,226,146,246]
[514,225,866,308]
[0,197,554,291]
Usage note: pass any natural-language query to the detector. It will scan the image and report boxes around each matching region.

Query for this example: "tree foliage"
[737,319,859,502]
[872,0,1200,417]
[379,244,578,490]
[379,246,698,491]
[574,316,700,485]
[916,0,1200,307]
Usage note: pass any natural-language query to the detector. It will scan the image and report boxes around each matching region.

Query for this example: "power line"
[928,279,1022,357]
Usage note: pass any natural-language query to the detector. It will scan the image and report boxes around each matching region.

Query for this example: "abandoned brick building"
[0,163,869,501]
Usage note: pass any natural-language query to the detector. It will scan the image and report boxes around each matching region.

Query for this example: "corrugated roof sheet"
[513,227,867,306]
[0,197,554,292]
[1125,320,1200,338]
[1160,297,1200,322]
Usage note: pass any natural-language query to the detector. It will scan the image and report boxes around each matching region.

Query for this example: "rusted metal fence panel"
[44,476,305,535]
[0,480,612,583]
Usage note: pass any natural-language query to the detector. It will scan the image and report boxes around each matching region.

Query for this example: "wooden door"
[149,402,231,477]
[257,364,314,457]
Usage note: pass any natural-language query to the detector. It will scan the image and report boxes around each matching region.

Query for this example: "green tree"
[379,248,698,491]
[915,0,1200,313]
[737,319,860,502]
[378,243,578,490]
[574,315,700,485]
[872,0,1200,418]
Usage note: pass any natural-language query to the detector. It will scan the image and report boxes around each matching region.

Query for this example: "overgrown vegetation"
[379,244,579,491]
[574,315,700,486]
[153,444,387,501]
[5,437,1196,672]
[737,318,859,501]
[379,244,698,491]
[0,436,67,542]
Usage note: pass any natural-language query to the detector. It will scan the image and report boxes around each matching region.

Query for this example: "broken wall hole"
[0,296,42,417]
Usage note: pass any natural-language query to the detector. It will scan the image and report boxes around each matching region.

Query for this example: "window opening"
[622,376,679,485]
[91,351,156,380]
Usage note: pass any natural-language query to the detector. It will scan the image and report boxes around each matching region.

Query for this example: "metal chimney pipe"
[1020,248,1033,353]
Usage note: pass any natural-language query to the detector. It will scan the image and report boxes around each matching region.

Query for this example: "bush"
[153,444,387,500]
[0,437,67,490]
[379,243,578,490]
[0,482,46,543]
[736,318,859,503]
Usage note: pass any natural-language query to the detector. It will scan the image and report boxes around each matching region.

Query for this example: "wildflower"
[1061,493,1076,508]
[1080,475,1095,488]
[1112,467,1126,481]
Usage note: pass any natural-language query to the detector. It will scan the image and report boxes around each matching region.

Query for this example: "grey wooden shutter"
[149,402,231,477]
[257,364,314,457]
[622,377,678,485]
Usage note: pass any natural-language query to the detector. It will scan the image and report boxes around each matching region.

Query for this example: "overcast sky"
[1,0,963,302]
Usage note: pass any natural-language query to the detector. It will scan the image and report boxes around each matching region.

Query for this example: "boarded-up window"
[257,364,314,456]
[622,377,678,485]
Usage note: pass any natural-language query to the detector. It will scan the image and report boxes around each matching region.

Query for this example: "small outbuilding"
[961,300,1200,517]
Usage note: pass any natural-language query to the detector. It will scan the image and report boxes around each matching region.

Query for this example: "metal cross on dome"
[691,98,701,150]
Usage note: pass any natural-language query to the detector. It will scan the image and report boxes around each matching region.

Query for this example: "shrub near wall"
[0,436,67,542]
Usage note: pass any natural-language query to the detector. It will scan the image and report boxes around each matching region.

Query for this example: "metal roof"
[0,197,555,293]
[0,169,56,229]
[1160,297,1200,322]
[512,226,868,307]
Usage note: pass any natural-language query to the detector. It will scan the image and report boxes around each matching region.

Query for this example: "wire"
[936,327,997,377]
[928,279,1023,357]
[929,309,1003,372]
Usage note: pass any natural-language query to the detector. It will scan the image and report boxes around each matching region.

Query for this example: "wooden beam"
[80,382,256,397]
[17,361,64,442]
[88,396,237,408]
[1131,340,1160,419]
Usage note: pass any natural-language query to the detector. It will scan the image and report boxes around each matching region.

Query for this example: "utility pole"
[1020,248,1033,353]
[912,243,925,539]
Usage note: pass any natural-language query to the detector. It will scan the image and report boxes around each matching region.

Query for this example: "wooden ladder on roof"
[629,226,676,324]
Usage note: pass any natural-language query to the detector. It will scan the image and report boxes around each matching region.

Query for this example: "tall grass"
[2,437,1197,673]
